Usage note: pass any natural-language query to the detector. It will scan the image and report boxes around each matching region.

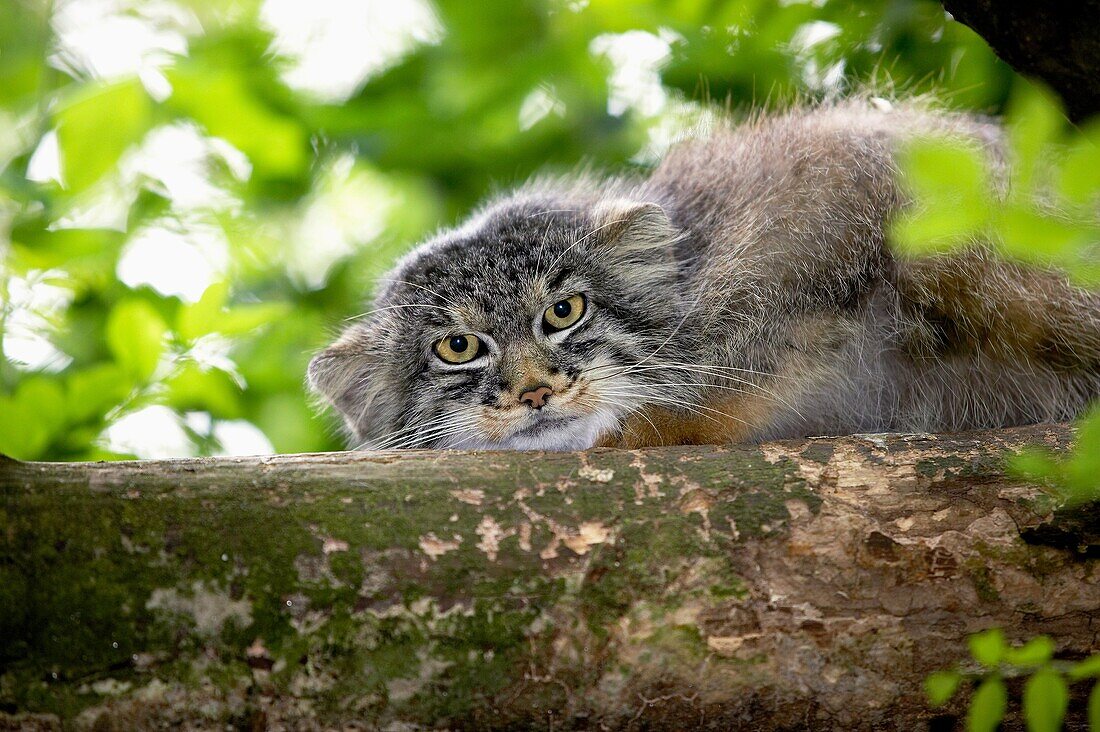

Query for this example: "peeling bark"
[0,425,1097,730]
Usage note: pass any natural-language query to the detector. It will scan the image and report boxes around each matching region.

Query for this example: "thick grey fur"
[309,100,1100,450]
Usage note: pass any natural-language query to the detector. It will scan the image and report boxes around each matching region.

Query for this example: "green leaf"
[891,201,988,254]
[900,138,990,201]
[167,65,306,178]
[0,394,48,460]
[1008,449,1062,487]
[1004,637,1055,668]
[1070,655,1100,681]
[54,78,152,192]
[996,204,1091,262]
[1063,408,1100,502]
[106,299,168,381]
[0,377,65,460]
[925,670,962,706]
[1057,129,1100,204]
[969,628,1007,668]
[178,283,289,340]
[166,365,243,418]
[967,676,1007,732]
[218,303,292,336]
[1022,667,1068,732]
[178,282,230,341]
[16,377,66,437]
[1088,682,1100,732]
[1006,80,1064,192]
[893,137,992,256]
[67,364,131,423]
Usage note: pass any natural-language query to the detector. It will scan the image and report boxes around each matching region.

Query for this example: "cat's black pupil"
[449,335,469,353]
[553,301,571,319]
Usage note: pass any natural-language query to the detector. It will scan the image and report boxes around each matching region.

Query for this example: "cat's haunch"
[309,101,1100,450]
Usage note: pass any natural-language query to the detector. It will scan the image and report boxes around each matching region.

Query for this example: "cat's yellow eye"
[543,294,586,332]
[435,334,482,364]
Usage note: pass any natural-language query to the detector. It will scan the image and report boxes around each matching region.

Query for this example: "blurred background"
[0,0,1047,460]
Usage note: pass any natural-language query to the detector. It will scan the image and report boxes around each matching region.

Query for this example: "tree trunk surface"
[1,425,1097,731]
[941,0,1100,121]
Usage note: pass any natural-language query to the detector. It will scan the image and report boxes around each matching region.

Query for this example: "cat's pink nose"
[519,384,553,409]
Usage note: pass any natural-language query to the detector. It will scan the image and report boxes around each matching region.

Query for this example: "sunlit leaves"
[166,365,243,418]
[967,676,1007,732]
[178,282,291,341]
[7,225,126,282]
[1006,82,1063,191]
[54,78,152,192]
[0,1,54,109]
[926,634,1097,731]
[66,364,130,422]
[1023,668,1069,732]
[893,139,992,253]
[969,628,1007,668]
[0,377,64,459]
[217,302,293,336]
[1070,655,1100,681]
[177,282,230,342]
[105,299,167,381]
[1003,636,1055,668]
[1010,405,1100,505]
[924,670,962,706]
[168,64,307,179]
[904,139,990,198]
[894,79,1100,281]
[1058,122,1100,204]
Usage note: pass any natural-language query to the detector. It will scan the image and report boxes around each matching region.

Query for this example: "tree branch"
[942,0,1100,121]
[1,425,1096,730]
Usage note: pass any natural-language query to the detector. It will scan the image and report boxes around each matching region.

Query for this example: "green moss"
[965,559,1001,603]
[800,443,835,464]
[0,448,805,725]
[645,623,709,663]
[916,455,967,477]
[709,581,748,600]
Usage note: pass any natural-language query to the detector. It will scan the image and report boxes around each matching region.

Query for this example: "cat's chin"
[450,410,621,452]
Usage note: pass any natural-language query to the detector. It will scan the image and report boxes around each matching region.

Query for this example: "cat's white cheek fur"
[441,410,620,451]
[507,410,620,451]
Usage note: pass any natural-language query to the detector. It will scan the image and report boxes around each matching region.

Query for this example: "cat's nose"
[518,384,553,410]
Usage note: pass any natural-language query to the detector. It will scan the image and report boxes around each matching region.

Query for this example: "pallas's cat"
[309,102,1100,450]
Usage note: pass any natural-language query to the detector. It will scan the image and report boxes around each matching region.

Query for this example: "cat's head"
[308,195,697,450]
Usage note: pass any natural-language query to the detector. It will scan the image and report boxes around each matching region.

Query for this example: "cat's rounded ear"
[591,200,678,253]
[589,200,680,289]
[308,329,388,443]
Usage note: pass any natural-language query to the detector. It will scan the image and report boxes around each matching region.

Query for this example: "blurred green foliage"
[900,80,1099,729]
[894,80,1100,280]
[0,0,1044,460]
[893,79,1100,505]
[926,628,1100,732]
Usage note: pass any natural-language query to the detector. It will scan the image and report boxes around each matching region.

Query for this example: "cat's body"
[310,101,1100,450]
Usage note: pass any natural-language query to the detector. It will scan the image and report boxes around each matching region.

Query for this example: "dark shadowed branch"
[942,0,1100,120]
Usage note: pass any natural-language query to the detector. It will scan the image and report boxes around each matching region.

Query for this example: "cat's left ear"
[591,200,679,253]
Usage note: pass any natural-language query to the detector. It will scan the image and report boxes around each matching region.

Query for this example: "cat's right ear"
[307,330,385,442]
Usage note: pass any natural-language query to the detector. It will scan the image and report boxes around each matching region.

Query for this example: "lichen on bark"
[1,424,1096,730]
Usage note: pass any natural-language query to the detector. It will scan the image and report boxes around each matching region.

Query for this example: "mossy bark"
[1,425,1096,730]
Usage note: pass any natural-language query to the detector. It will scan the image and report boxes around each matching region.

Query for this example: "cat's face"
[309,198,697,450]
